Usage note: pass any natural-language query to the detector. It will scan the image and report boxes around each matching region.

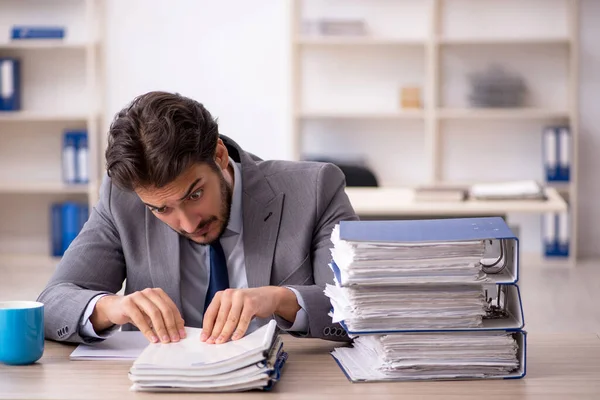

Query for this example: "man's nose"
[179,211,198,234]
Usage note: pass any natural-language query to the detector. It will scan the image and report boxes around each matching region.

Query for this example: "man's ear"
[214,138,229,170]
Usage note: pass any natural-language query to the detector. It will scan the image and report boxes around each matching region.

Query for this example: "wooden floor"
[1,255,600,333]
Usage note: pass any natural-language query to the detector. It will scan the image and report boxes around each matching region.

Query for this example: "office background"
[0,1,599,332]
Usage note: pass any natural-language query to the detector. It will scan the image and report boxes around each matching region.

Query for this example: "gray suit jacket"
[38,135,358,344]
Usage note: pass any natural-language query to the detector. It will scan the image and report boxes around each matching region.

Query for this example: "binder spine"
[75,131,89,184]
[543,126,559,182]
[62,132,78,184]
[542,212,558,257]
[543,210,570,258]
[557,211,570,257]
[0,58,21,111]
[558,126,571,182]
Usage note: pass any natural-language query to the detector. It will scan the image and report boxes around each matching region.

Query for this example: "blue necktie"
[204,241,229,313]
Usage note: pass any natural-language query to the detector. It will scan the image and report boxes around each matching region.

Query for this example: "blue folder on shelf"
[11,26,65,40]
[557,126,571,182]
[0,58,21,111]
[543,125,571,183]
[543,211,570,258]
[335,217,520,285]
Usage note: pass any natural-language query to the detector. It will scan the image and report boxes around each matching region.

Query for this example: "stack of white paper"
[469,180,545,200]
[332,332,519,381]
[326,284,487,332]
[331,225,487,285]
[128,320,286,393]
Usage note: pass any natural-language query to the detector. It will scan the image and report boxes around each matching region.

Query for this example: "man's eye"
[151,206,167,214]
[188,189,203,201]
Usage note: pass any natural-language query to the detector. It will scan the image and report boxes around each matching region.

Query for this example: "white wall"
[104,0,600,257]
[104,0,291,161]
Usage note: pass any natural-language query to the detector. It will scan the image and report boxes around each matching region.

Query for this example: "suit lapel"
[242,192,284,288]
[145,209,183,311]
[233,138,284,288]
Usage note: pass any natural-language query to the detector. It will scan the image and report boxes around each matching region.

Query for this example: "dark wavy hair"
[105,91,220,191]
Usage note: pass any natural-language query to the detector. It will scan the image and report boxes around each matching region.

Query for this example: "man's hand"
[90,288,186,344]
[200,286,300,344]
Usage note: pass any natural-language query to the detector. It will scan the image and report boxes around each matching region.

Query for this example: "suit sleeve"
[37,175,126,344]
[286,163,358,342]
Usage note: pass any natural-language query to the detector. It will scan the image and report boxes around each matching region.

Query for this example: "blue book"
[337,217,519,284]
[61,202,80,254]
[50,203,63,257]
[0,58,21,111]
[11,26,65,40]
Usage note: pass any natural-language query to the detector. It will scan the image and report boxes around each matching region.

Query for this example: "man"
[38,91,358,345]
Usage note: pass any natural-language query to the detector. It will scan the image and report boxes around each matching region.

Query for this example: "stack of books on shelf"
[325,217,526,382]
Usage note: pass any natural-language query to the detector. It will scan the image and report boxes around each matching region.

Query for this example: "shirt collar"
[224,157,243,236]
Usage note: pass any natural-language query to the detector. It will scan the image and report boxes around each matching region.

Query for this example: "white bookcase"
[291,0,579,264]
[0,0,103,267]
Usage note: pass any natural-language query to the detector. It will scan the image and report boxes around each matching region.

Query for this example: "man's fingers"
[122,297,158,343]
[156,289,186,338]
[207,291,233,344]
[215,292,245,344]
[143,289,180,342]
[231,305,254,341]
[132,292,170,343]
[200,293,222,342]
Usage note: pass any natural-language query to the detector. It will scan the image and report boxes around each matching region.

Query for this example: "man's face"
[135,161,233,245]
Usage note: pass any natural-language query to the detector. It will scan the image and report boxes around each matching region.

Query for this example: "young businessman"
[38,91,357,345]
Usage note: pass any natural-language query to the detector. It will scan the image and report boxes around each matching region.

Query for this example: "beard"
[180,170,233,245]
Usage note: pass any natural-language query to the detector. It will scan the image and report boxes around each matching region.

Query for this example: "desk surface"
[1,333,599,400]
[345,187,567,217]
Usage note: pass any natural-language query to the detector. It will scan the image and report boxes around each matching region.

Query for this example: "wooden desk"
[345,187,567,217]
[1,333,599,400]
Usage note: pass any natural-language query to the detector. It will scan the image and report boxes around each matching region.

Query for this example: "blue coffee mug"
[0,301,45,365]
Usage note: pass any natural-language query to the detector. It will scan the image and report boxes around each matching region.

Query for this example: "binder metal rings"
[480,239,508,274]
